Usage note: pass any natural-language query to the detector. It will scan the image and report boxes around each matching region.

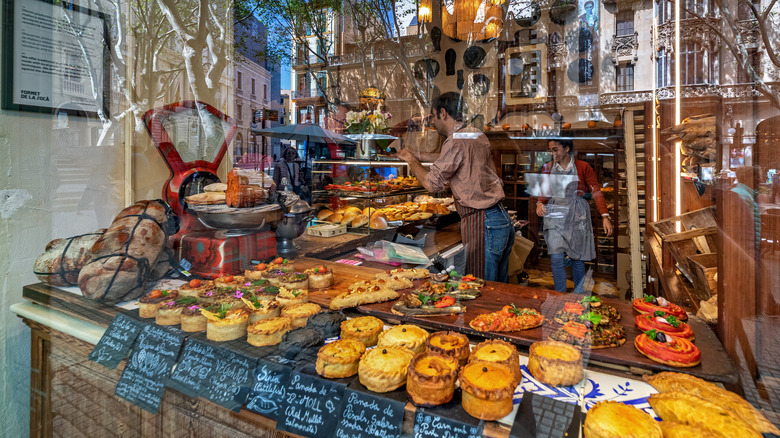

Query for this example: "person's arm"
[536,162,551,216]
[396,139,460,193]
[579,161,613,236]
[391,138,441,162]
[396,148,438,193]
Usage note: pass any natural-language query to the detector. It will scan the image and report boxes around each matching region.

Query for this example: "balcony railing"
[329,46,427,66]
[293,88,325,99]
[293,54,328,66]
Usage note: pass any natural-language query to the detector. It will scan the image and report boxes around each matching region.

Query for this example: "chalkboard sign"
[413,408,484,438]
[201,347,257,412]
[88,313,143,369]
[334,387,405,438]
[167,338,219,398]
[245,359,292,419]
[114,324,184,413]
[276,370,347,438]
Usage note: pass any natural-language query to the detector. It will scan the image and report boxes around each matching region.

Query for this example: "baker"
[395,92,514,282]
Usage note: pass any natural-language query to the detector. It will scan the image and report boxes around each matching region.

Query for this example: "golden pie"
[583,401,662,438]
[201,306,249,342]
[426,331,470,366]
[275,287,309,308]
[459,361,516,421]
[214,275,244,289]
[358,346,415,392]
[469,339,522,386]
[178,279,214,298]
[648,393,762,437]
[377,324,429,354]
[659,422,719,438]
[281,302,321,328]
[527,341,584,387]
[406,352,459,406]
[138,289,178,318]
[241,297,281,323]
[305,265,334,289]
[315,339,366,378]
[155,296,199,325]
[247,316,292,347]
[340,316,385,347]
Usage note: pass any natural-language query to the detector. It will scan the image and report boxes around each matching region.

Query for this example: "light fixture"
[442,0,503,41]
[418,0,432,23]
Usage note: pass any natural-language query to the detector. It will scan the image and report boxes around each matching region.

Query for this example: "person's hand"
[395,147,416,163]
[536,202,546,217]
[602,217,613,236]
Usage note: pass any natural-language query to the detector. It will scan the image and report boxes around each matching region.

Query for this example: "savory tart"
[306,311,346,338]
[340,316,385,347]
[377,324,429,354]
[180,302,218,332]
[247,316,292,347]
[241,295,281,323]
[469,304,545,332]
[527,341,584,387]
[358,345,415,392]
[426,331,470,366]
[275,287,308,307]
[279,327,325,359]
[214,274,244,289]
[554,296,621,325]
[373,273,414,290]
[237,279,272,296]
[281,302,321,328]
[278,272,309,290]
[254,285,280,301]
[178,279,214,298]
[261,268,288,285]
[406,352,459,407]
[196,288,225,304]
[316,338,366,378]
[267,257,295,273]
[329,280,398,310]
[388,267,430,280]
[634,330,701,367]
[244,262,269,280]
[469,339,522,386]
[583,401,662,438]
[417,280,481,301]
[201,305,250,342]
[635,312,694,340]
[633,294,688,321]
[138,289,179,318]
[549,317,626,349]
[459,361,516,421]
[648,392,761,438]
[305,265,334,289]
[155,296,199,325]
[391,293,466,317]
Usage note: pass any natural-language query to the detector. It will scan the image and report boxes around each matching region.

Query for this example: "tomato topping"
[255,263,267,271]
[564,302,584,315]
[435,296,456,308]
[150,290,162,298]
[188,279,202,288]
[223,275,234,282]
[318,266,328,273]
[273,257,283,264]
[462,274,476,281]
[563,322,588,338]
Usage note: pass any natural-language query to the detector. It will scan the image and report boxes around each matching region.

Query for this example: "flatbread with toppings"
[468,304,545,332]
[391,293,466,316]
[329,280,399,310]
[554,296,621,325]
[549,316,626,349]
[635,312,694,340]
[634,330,701,367]
[633,294,687,321]
[416,280,481,301]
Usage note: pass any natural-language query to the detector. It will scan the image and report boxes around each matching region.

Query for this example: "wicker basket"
[687,253,717,300]
[649,206,717,279]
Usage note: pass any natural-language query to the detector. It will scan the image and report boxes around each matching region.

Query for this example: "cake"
[426,331,470,366]
[527,341,584,387]
[247,316,292,347]
[275,287,308,308]
[178,279,214,298]
[316,339,366,378]
[377,324,429,354]
[201,305,250,342]
[305,265,334,289]
[406,352,459,406]
[155,296,199,325]
[459,361,516,421]
[138,289,179,318]
[358,346,415,392]
[469,339,522,386]
[306,311,346,338]
[241,295,281,323]
[583,401,662,438]
[281,302,321,328]
[279,327,325,359]
[341,316,385,347]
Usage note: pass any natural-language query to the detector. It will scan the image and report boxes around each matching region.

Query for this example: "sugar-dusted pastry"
[247,316,292,347]
[241,295,281,323]
[138,289,179,318]
[341,316,385,347]
[469,339,522,386]
[584,401,662,438]
[316,338,366,379]
[377,324,429,354]
[459,361,516,421]
[281,302,321,328]
[407,352,459,407]
[373,273,414,290]
[201,305,249,342]
[527,341,584,387]
[214,274,244,289]
[426,331,470,366]
[275,287,308,308]
[306,311,346,338]
[178,278,214,298]
[358,345,415,392]
[155,296,199,325]
[305,265,334,289]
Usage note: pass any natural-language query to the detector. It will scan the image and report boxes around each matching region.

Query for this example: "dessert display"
[155,296,198,325]
[180,302,218,332]
[648,392,761,437]
[138,289,179,318]
[406,352,459,407]
[178,278,214,298]
[635,312,694,340]
[200,305,250,342]
[280,302,321,328]
[583,401,662,438]
[459,361,516,421]
[634,330,701,367]
[305,311,346,338]
[377,324,429,354]
[329,280,398,310]
[305,265,334,289]
[324,175,421,195]
[633,294,688,321]
[426,331,470,366]
[527,341,584,387]
[340,316,385,347]
[277,272,309,290]
[279,327,325,360]
[554,296,621,325]
[246,316,292,347]
[241,295,281,323]
[358,345,415,392]
[392,293,466,316]
[469,339,522,386]
[644,372,780,435]
[549,316,626,349]
[373,273,414,290]
[469,304,545,332]
[315,338,366,378]
[275,287,308,307]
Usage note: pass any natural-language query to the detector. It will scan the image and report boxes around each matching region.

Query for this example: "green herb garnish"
[217,286,234,295]
[645,329,658,340]
[664,315,680,328]
[216,303,230,319]
[579,312,603,325]
[175,297,198,306]
[654,310,665,317]
[291,289,303,297]
[418,294,433,306]
[161,290,170,297]
[643,294,655,303]
[580,296,601,304]
[251,280,269,287]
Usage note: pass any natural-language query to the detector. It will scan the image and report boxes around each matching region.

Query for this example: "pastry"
[341,316,384,347]
[201,305,250,342]
[554,296,621,325]
[426,331,470,366]
[469,304,545,332]
[369,216,388,229]
[238,279,272,296]
[197,287,224,303]
[358,345,415,392]
[327,213,344,223]
[214,274,244,289]
[317,209,335,221]
[267,257,296,273]
[278,272,309,290]
[155,296,199,325]
[329,280,399,310]
[377,324,429,354]
[391,293,467,317]
[245,263,269,280]
[388,268,430,280]
[417,280,481,301]
[246,316,292,347]
[253,285,280,301]
[185,191,226,205]
[527,341,584,387]
[138,289,179,318]
[261,269,288,286]
[241,295,281,323]
[305,265,334,289]
[658,422,719,438]
[373,273,414,290]
[275,287,308,307]
[351,214,369,228]
[634,330,701,367]
[583,401,662,438]
[469,339,522,386]
[178,278,214,298]
[633,294,688,321]
[279,327,325,359]
[316,338,366,379]
[281,302,321,328]
[203,182,226,192]
[306,311,346,338]
[549,318,626,349]
[406,352,459,406]
[635,312,694,340]
[648,392,761,438]
[459,361,516,421]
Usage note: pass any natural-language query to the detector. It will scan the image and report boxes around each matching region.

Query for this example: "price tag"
[88,313,142,369]
[166,338,219,398]
[245,359,292,420]
[334,388,405,438]
[413,408,484,438]
[276,370,347,438]
[201,347,257,412]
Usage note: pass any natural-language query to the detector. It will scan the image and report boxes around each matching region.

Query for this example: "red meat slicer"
[143,101,276,278]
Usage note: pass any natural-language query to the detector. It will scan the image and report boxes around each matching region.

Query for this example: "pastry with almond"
[388,268,430,280]
[329,280,398,310]
[373,273,414,290]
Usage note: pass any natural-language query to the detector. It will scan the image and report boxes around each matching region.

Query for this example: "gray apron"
[542,161,596,261]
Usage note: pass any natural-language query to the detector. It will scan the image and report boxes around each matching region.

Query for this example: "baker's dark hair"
[549,138,574,152]
[431,92,464,121]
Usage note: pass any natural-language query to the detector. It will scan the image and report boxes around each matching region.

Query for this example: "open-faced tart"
[214,274,244,289]
[527,340,584,387]
[583,401,662,438]
[316,339,366,378]
[201,305,249,342]
[238,279,272,296]
[305,265,334,289]
[377,324,429,354]
[634,330,701,367]
[241,295,281,323]
[267,257,295,273]
[306,311,346,338]
[406,352,459,407]
[549,318,626,350]
[253,285,280,301]
[156,296,199,325]
[261,269,288,286]
[635,312,694,340]
[358,345,415,393]
[244,262,269,280]
[279,327,325,359]
[278,272,309,290]
[197,288,224,304]
[426,331,470,366]
[138,289,179,318]
[180,302,218,332]
[469,304,545,332]
[554,296,621,325]
[341,316,385,347]
[633,294,688,321]
[247,316,292,347]
[275,287,308,307]
[459,361,516,421]
[469,339,522,386]
[178,279,214,298]
[281,302,321,328]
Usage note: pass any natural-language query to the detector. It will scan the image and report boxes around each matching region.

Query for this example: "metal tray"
[189,203,283,231]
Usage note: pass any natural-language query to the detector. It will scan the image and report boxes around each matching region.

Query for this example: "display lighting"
[418,0,432,23]
[442,0,503,41]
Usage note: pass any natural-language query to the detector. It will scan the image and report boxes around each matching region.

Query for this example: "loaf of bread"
[78,200,176,303]
[226,169,274,208]
[33,229,106,287]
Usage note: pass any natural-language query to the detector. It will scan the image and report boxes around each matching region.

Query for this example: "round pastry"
[275,287,308,307]
[180,302,217,332]
[351,214,369,228]
[327,213,344,224]
[244,263,269,280]
[238,279,272,296]
[279,327,325,359]
[196,288,223,304]
[318,209,335,221]
[341,316,385,347]
[426,331,470,366]
[155,296,199,325]
[278,272,309,290]
[242,297,281,323]
[341,210,360,225]
[369,216,388,229]
[406,352,459,407]
[214,275,244,289]
[527,341,584,387]
[583,401,662,438]
[635,313,694,340]
[281,302,321,328]
[316,338,366,378]
[306,311,346,338]
[469,339,522,386]
[305,265,334,289]
[459,361,517,421]
[254,285,280,301]
[633,295,687,321]
[358,346,415,392]
[178,279,214,298]
[138,289,179,318]
[377,324,429,354]
[247,316,292,347]
[202,307,250,342]
[261,269,288,286]
[634,330,701,367]
[267,257,296,273]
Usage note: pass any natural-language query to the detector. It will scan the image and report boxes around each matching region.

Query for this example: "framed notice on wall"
[505,44,548,106]
[2,0,110,118]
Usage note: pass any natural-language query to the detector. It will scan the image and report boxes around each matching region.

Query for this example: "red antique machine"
[143,101,277,278]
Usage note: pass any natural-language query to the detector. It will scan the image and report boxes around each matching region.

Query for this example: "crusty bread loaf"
[317,209,335,221]
[370,216,388,229]
[341,210,360,225]
[351,214,369,228]
[34,229,106,286]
